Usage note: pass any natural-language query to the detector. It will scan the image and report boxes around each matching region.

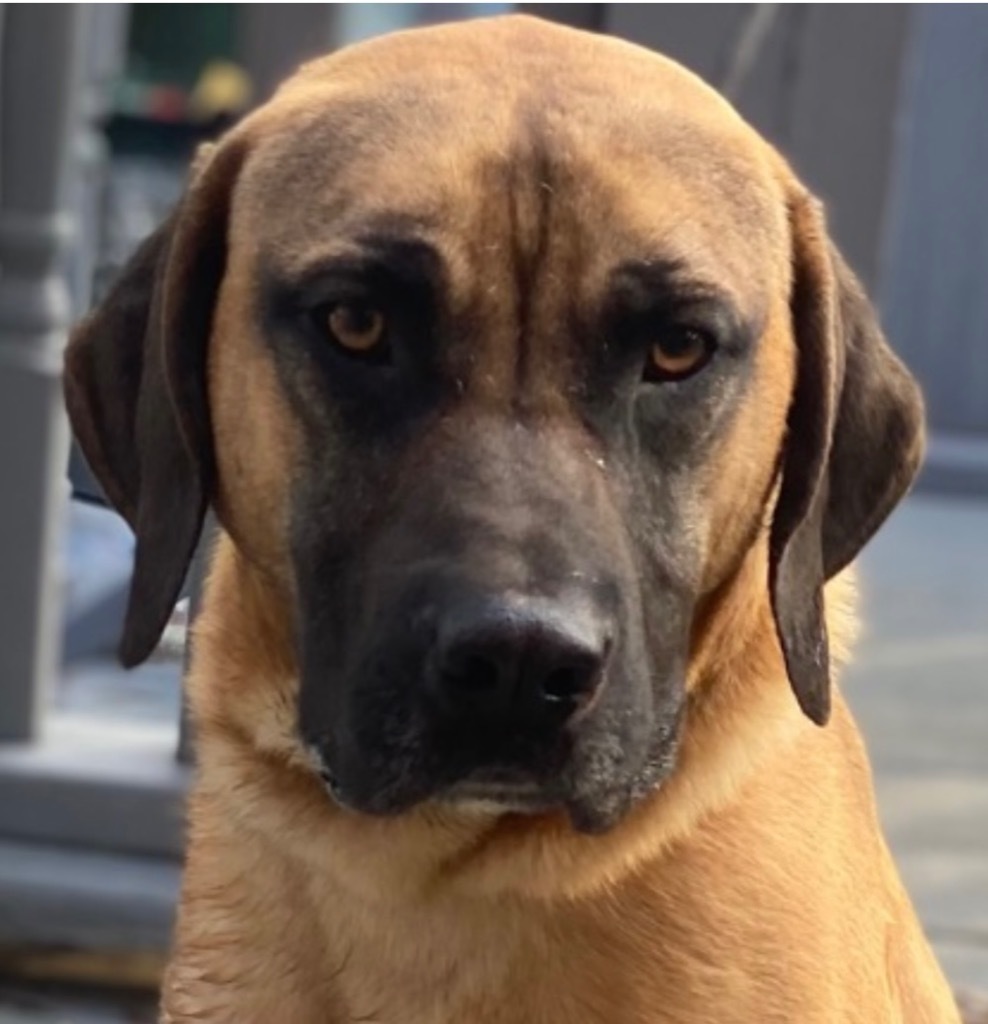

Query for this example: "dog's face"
[65,17,924,834]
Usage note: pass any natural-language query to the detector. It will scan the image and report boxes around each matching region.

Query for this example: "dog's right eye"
[644,327,715,383]
[317,301,390,362]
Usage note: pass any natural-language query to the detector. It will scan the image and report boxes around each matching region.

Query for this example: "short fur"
[64,16,957,1023]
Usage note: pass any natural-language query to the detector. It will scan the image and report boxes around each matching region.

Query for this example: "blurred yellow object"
[0,944,165,990]
[189,59,252,120]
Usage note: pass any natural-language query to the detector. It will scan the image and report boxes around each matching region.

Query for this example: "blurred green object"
[128,4,236,91]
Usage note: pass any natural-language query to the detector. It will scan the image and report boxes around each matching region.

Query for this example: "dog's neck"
[180,532,865,1021]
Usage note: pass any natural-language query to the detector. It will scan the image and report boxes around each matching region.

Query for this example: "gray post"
[0,7,89,739]
[237,5,339,104]
[70,3,129,317]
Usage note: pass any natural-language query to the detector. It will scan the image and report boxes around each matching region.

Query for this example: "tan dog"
[64,16,959,1024]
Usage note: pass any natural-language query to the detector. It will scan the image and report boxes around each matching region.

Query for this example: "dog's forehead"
[231,16,788,301]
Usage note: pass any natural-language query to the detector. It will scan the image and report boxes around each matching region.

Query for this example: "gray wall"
[604,4,909,291]
[881,5,988,438]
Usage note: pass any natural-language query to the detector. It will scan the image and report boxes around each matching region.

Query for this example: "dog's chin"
[436,787,650,835]
[314,755,674,836]
[437,763,670,834]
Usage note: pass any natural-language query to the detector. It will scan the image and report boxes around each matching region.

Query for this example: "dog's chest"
[326,901,682,1024]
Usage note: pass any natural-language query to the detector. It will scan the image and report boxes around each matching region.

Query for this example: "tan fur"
[150,16,958,1023]
[166,546,954,1023]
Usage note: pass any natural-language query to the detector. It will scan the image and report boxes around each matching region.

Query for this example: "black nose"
[431,594,612,725]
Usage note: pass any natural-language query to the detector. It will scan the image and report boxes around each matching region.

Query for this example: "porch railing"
[0,5,182,958]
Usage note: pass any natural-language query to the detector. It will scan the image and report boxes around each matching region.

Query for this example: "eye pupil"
[326,302,386,354]
[338,305,373,334]
[664,331,701,356]
[646,328,712,382]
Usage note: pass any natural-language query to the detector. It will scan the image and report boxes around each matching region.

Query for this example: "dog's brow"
[605,257,755,348]
[353,232,441,265]
[611,259,737,309]
[283,232,443,290]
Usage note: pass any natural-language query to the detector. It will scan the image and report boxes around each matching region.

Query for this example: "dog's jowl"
[65,15,959,1024]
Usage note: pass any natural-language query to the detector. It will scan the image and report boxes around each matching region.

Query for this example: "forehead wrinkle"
[497,118,560,395]
[459,116,615,420]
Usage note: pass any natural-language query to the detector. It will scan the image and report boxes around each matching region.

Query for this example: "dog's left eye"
[322,301,389,359]
[644,327,714,383]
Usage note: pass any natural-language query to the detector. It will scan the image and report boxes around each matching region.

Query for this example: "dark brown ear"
[769,193,925,725]
[64,140,246,668]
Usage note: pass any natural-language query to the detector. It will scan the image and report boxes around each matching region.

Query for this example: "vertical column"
[0,7,90,740]
[237,5,339,103]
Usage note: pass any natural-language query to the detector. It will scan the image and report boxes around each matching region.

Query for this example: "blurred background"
[0,4,985,1021]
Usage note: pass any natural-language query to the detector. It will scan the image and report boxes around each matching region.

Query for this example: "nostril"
[541,662,597,704]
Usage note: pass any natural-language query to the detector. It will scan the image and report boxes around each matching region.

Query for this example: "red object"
[146,85,188,122]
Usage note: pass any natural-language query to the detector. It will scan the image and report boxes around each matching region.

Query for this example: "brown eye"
[645,328,713,382]
[326,302,386,355]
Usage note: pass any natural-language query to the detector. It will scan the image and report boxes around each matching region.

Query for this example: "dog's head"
[65,17,922,834]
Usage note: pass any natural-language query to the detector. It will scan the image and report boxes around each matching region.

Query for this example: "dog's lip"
[439,776,556,814]
[315,764,553,818]
[306,744,348,802]
[318,765,345,800]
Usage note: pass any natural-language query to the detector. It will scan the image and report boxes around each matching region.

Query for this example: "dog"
[64,15,960,1023]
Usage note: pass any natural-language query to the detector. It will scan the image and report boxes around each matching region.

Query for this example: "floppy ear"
[64,140,247,668]
[769,193,925,725]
